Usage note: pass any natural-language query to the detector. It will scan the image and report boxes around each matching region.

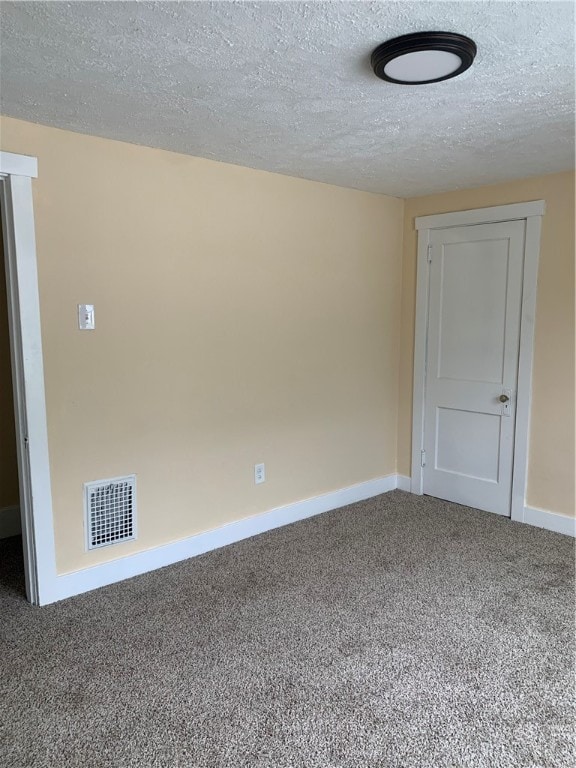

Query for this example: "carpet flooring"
[0,490,574,767]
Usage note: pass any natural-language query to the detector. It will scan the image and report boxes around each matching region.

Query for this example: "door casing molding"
[411,200,545,523]
[0,151,57,605]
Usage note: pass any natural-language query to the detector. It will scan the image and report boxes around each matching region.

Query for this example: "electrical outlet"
[254,463,266,484]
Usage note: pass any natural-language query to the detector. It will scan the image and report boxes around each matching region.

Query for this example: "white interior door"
[423,220,525,516]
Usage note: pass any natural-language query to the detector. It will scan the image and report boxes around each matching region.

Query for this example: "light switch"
[78,304,95,330]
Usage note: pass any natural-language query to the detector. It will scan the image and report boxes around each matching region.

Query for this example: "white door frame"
[0,150,57,605]
[410,200,545,523]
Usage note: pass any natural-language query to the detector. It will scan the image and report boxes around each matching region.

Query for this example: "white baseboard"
[39,476,574,605]
[47,473,400,605]
[524,506,575,537]
[396,475,412,492]
[0,506,21,539]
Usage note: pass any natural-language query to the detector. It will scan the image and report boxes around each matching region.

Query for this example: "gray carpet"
[0,490,574,767]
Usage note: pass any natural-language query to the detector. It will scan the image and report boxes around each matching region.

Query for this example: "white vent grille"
[84,475,136,550]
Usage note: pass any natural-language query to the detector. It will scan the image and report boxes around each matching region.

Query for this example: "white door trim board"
[44,474,401,605]
[411,224,432,496]
[411,201,545,524]
[0,506,22,539]
[510,214,542,524]
[0,151,38,179]
[415,200,545,230]
[0,158,57,606]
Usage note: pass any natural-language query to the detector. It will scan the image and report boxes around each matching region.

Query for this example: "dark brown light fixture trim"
[371,31,477,85]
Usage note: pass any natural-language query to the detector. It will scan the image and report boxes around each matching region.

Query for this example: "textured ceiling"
[0,1,574,197]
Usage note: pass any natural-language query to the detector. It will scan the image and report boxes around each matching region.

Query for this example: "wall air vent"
[84,475,137,550]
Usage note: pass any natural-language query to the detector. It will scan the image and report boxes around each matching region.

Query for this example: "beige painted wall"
[0,228,19,510]
[399,172,575,517]
[0,116,404,574]
[0,115,572,577]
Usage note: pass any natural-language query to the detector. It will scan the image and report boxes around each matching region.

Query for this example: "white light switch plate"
[78,304,95,330]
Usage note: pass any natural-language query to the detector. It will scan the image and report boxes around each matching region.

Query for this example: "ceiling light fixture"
[371,32,477,85]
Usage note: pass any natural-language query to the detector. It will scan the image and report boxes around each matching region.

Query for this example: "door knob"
[499,394,510,403]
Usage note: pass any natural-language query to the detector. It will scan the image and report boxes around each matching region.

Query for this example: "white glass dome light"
[383,50,463,83]
[371,32,477,86]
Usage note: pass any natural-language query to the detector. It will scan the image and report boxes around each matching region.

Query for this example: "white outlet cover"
[254,463,266,484]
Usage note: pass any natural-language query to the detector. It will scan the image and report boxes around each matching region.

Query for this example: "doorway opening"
[0,207,26,596]
[0,153,57,606]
